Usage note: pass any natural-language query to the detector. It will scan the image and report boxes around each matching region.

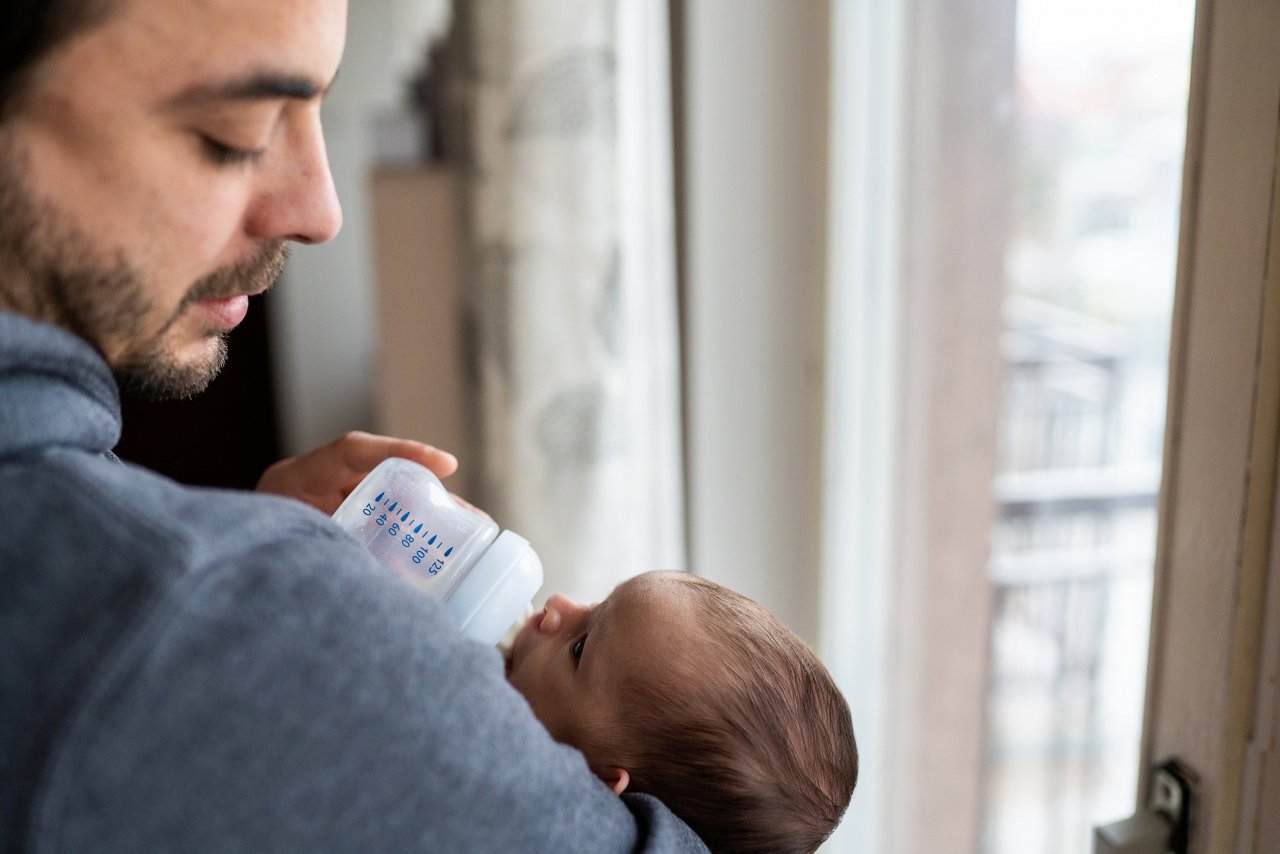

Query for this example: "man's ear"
[598,765,631,796]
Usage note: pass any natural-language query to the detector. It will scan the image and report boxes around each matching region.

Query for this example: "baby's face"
[505,571,701,770]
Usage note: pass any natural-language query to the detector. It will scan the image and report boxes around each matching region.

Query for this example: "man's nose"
[245,116,343,245]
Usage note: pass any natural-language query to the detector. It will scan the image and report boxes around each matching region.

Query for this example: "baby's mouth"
[500,604,539,680]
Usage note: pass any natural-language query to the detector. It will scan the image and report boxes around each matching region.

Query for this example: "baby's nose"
[537,605,561,634]
[541,594,585,634]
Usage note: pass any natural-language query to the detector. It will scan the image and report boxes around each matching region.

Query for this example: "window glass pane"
[983,2,1195,851]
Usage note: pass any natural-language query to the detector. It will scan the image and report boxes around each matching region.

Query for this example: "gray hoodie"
[0,312,708,854]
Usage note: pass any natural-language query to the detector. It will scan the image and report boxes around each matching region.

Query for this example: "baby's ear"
[598,765,631,796]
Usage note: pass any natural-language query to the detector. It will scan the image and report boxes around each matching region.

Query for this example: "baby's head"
[505,570,857,854]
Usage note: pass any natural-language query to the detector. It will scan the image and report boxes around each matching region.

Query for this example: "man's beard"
[111,245,289,399]
[0,147,288,400]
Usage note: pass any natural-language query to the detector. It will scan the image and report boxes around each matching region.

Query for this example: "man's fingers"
[333,431,459,479]
[256,432,461,517]
[450,492,492,520]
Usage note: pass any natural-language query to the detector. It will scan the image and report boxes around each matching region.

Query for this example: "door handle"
[1093,759,1196,854]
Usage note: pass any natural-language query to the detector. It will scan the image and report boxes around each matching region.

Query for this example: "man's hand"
[256,431,459,515]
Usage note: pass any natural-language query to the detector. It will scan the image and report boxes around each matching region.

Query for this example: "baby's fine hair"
[616,575,857,854]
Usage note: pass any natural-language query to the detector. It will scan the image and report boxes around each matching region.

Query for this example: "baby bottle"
[331,457,543,647]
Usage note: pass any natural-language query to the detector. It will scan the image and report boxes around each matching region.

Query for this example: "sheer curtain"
[443,0,685,602]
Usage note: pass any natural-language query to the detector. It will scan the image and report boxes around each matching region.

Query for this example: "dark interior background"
[113,294,282,490]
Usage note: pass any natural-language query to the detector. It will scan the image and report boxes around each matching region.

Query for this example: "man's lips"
[195,294,250,329]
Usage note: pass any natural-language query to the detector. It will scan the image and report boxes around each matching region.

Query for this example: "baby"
[505,571,857,854]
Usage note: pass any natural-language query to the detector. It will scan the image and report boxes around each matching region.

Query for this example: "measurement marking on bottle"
[358,484,459,566]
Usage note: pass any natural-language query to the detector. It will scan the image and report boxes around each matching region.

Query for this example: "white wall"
[270,0,447,454]
[681,0,830,643]
[273,0,834,650]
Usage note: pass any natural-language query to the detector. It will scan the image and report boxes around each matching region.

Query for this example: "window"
[824,1,1195,850]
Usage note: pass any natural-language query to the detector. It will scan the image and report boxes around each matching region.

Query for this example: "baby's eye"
[571,636,587,662]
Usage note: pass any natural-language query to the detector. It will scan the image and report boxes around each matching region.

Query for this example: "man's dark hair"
[0,0,116,119]
[613,575,858,854]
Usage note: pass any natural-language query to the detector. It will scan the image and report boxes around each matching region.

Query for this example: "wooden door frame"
[1140,0,1280,850]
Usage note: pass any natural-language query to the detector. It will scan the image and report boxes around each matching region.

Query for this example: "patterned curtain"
[441,0,686,601]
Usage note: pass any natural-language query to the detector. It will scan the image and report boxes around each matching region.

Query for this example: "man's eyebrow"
[165,68,340,106]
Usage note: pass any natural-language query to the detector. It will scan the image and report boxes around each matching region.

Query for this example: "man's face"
[0,0,346,397]
[506,572,703,780]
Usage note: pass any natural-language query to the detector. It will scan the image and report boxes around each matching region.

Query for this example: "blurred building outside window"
[983,1,1194,851]
[824,1,1195,851]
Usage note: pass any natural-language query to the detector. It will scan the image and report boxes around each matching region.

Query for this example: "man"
[0,1,707,851]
